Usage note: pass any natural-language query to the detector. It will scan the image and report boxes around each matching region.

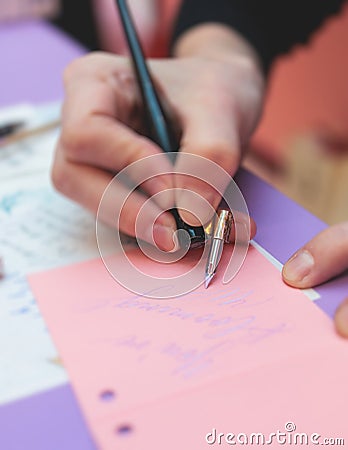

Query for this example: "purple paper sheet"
[0,20,85,107]
[236,170,348,318]
[0,20,346,450]
[0,385,95,450]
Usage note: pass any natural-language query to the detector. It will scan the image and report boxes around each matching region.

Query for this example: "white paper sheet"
[0,102,114,404]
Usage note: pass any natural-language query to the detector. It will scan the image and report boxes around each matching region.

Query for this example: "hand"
[282,222,348,338]
[52,25,263,251]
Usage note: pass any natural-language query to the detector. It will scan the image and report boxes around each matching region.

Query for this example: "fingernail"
[283,250,314,282]
[153,224,175,252]
[335,298,348,338]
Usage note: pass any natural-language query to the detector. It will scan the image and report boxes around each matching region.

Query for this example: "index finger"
[174,98,241,226]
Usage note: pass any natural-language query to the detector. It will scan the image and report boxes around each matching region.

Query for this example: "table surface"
[0,19,347,450]
[0,20,84,108]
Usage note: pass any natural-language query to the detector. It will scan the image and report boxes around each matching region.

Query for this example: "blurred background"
[245,1,348,226]
[2,0,347,225]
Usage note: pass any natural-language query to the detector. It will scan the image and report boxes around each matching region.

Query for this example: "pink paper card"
[28,246,348,449]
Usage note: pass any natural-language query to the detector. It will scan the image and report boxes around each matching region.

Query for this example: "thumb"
[282,222,348,288]
[335,297,348,338]
[174,104,241,226]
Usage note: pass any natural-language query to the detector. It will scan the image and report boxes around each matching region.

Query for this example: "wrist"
[173,23,264,78]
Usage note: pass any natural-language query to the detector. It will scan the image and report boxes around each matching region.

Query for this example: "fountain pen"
[116,0,232,286]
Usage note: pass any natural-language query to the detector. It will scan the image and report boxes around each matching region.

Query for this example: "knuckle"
[63,59,84,86]
[203,141,237,168]
[122,135,154,166]
[60,123,89,161]
[51,140,78,197]
[119,204,136,236]
[325,222,348,253]
[51,158,70,195]
[185,140,237,172]
[63,52,117,87]
[334,222,348,239]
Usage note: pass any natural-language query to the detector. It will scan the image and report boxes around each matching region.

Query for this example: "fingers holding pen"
[172,104,257,240]
[53,53,178,250]
[227,211,257,243]
[60,114,174,209]
[55,52,263,250]
[174,102,241,226]
[51,152,177,251]
[164,56,263,228]
[60,54,175,209]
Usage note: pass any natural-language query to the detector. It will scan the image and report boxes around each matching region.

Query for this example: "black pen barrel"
[116,0,178,155]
